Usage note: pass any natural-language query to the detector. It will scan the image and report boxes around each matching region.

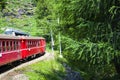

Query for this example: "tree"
[36,0,120,79]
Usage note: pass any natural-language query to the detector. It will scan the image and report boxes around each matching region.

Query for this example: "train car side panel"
[26,39,43,57]
[0,39,21,66]
[40,39,46,54]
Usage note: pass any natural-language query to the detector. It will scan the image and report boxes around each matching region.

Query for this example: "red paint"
[0,35,46,66]
[21,40,28,59]
[0,51,21,66]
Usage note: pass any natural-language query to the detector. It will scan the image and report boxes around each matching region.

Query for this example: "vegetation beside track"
[25,59,65,80]
[17,52,66,80]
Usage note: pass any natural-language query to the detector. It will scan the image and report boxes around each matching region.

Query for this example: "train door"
[21,39,27,59]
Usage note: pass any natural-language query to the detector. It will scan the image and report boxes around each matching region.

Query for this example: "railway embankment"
[0,52,54,80]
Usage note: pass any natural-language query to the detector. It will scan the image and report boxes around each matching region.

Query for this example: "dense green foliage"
[36,0,120,79]
[36,0,60,36]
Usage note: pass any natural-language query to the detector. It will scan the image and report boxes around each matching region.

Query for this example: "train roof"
[4,28,30,36]
[0,34,45,40]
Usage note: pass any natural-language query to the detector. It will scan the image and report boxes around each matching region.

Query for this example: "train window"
[0,41,2,53]
[35,41,37,47]
[28,40,30,48]
[33,41,35,47]
[14,41,15,50]
[8,41,10,50]
[18,41,20,49]
[34,41,35,47]
[32,41,33,47]
[14,41,18,50]
[10,41,13,50]
[15,41,18,50]
[27,41,29,48]
[28,41,30,48]
[36,41,37,47]
[28,41,29,47]
[31,41,33,47]
[4,41,6,52]
[28,41,29,48]
[8,41,10,51]
[29,41,31,48]
[6,41,8,51]
[37,42,38,46]
[34,41,36,47]
[35,41,36,46]
[14,41,16,50]
[2,41,5,52]
[36,41,38,46]
[16,41,18,50]
[15,41,17,50]
[26,41,28,48]
[13,41,15,50]
[38,41,39,46]
[38,41,40,46]
[31,42,32,47]
[36,41,38,47]
[32,41,34,47]
[29,41,30,48]
[29,41,31,47]
[7,41,11,51]
[17,41,19,49]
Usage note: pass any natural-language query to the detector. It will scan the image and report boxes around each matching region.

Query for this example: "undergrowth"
[25,59,65,80]
[19,52,66,80]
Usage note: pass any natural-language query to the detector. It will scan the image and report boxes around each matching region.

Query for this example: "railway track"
[0,52,54,79]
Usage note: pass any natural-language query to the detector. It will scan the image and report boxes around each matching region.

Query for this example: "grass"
[17,49,66,80]
[24,59,66,80]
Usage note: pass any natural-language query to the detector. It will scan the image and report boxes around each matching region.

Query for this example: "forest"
[0,0,120,80]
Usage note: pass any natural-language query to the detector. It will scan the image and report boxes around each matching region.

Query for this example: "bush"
[60,36,119,80]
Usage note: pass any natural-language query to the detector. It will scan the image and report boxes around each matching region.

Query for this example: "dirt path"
[0,52,54,80]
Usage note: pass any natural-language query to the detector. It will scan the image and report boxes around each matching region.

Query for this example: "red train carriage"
[0,34,46,66]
